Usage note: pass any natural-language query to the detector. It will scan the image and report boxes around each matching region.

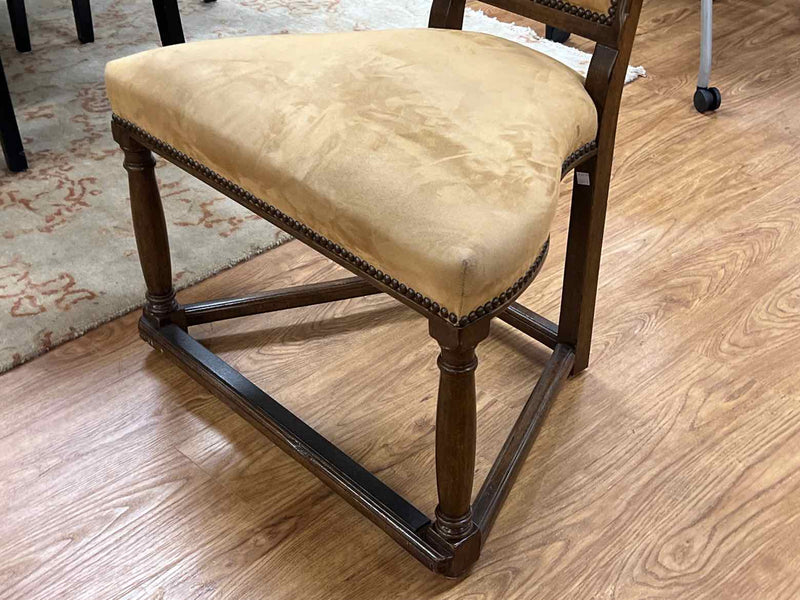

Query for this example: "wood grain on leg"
[428,319,490,544]
[117,128,178,322]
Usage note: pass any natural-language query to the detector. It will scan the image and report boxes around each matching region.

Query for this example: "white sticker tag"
[576,172,591,186]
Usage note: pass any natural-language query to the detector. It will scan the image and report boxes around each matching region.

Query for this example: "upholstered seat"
[105,29,597,318]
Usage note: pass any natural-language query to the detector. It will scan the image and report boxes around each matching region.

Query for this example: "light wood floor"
[3,0,800,597]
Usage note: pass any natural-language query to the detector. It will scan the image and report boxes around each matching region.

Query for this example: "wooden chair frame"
[112,0,642,578]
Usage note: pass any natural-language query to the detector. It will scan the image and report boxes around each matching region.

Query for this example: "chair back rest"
[430,0,643,132]
[430,0,639,49]
[429,0,644,197]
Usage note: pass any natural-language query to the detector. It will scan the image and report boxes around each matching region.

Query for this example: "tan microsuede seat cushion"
[105,29,598,318]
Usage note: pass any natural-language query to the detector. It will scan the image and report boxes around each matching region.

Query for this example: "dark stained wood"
[583,44,618,113]
[428,318,490,544]
[428,0,466,29]
[499,303,559,349]
[138,319,453,572]
[179,277,380,326]
[558,156,606,373]
[558,0,643,373]
[472,343,574,536]
[116,129,178,322]
[477,0,618,46]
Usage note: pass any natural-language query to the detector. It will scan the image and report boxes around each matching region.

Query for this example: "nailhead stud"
[113,114,551,329]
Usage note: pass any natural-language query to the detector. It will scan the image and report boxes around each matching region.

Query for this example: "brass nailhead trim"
[113,114,551,327]
[537,0,617,25]
[562,139,597,176]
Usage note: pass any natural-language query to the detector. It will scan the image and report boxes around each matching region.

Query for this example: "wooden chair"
[106,0,643,577]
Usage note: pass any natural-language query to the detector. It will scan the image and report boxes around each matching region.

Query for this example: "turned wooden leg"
[429,318,490,543]
[119,132,177,323]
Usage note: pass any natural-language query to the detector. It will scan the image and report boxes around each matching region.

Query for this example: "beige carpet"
[0,0,645,373]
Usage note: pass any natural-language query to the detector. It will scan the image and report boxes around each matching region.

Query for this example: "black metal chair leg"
[152,0,185,46]
[6,0,31,53]
[0,54,28,172]
[70,0,94,43]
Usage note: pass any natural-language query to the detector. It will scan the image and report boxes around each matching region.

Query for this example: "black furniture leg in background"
[6,0,32,52]
[152,0,185,46]
[1,54,28,172]
[545,25,570,44]
[71,0,94,43]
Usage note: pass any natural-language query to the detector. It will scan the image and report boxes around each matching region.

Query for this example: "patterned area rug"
[0,0,645,373]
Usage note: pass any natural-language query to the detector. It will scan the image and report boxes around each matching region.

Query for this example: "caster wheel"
[545,25,571,44]
[694,86,722,113]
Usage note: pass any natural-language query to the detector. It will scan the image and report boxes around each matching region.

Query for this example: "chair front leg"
[116,128,178,324]
[429,318,490,544]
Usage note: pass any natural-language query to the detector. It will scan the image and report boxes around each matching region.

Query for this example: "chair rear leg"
[117,130,178,323]
[558,157,608,374]
[428,0,465,29]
